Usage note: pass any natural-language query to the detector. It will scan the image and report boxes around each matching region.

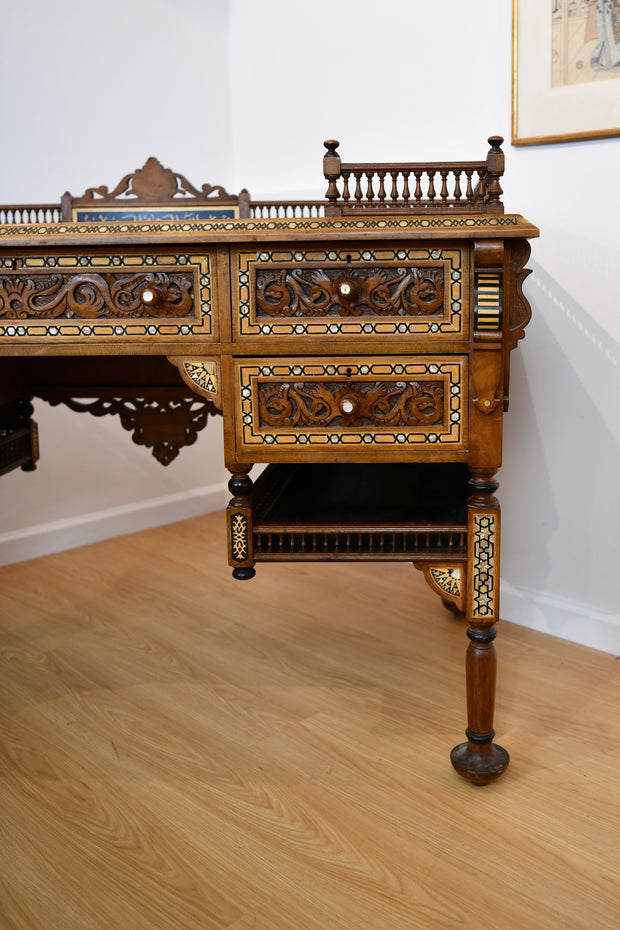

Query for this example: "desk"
[0,151,538,785]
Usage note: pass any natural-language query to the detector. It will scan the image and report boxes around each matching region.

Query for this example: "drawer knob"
[339,282,352,297]
[140,286,158,306]
[340,397,355,415]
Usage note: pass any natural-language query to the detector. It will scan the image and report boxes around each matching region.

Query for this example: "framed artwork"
[72,205,239,223]
[513,0,620,145]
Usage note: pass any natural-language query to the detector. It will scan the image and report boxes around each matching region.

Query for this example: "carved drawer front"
[234,355,468,458]
[231,243,469,341]
[0,250,217,344]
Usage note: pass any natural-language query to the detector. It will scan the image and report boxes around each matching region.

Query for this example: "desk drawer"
[231,243,469,342]
[233,355,468,458]
[0,249,217,345]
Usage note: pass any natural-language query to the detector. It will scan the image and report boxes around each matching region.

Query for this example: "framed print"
[513,0,620,145]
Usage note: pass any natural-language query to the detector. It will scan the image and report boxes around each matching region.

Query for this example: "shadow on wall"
[500,260,620,652]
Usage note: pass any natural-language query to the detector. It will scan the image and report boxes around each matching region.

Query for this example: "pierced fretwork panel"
[41,393,218,466]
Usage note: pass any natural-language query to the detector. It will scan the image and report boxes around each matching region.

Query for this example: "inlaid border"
[235,356,467,451]
[0,251,214,342]
[0,214,523,241]
[233,247,466,339]
[471,512,498,619]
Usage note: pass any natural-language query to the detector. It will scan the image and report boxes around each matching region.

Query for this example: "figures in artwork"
[552,0,620,84]
[589,0,620,71]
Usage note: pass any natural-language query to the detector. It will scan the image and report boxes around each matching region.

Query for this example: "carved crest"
[79,157,234,203]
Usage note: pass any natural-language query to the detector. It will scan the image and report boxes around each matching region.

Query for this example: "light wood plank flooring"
[1,511,619,929]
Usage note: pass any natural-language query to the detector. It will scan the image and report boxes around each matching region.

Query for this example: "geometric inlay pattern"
[236,356,467,450]
[182,361,218,397]
[471,512,497,618]
[0,214,524,241]
[430,566,462,599]
[474,271,503,332]
[0,252,213,342]
[230,511,250,563]
[234,246,466,338]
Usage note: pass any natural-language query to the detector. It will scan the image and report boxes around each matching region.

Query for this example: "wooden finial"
[485,136,504,215]
[323,140,342,212]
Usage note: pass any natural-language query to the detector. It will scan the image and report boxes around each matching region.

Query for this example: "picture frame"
[512,0,620,146]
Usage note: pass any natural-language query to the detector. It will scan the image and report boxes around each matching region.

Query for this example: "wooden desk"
[0,141,538,785]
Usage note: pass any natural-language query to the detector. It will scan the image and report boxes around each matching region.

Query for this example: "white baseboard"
[501,581,620,656]
[0,482,228,567]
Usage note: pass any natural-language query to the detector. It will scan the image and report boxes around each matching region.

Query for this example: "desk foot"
[232,567,256,581]
[450,740,509,786]
[442,597,465,617]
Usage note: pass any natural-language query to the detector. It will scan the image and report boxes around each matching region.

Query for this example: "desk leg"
[450,468,509,785]
[227,471,256,581]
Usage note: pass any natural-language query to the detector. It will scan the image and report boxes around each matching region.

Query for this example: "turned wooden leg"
[451,468,509,785]
[227,470,256,581]
[450,622,509,784]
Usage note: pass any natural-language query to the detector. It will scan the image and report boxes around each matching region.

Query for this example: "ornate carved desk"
[0,139,538,784]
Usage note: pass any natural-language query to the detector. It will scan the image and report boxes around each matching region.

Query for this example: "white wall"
[1,0,235,201]
[228,0,510,195]
[1,1,619,653]
[0,0,233,560]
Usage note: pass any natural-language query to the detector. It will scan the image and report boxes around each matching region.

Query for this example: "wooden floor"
[1,511,619,930]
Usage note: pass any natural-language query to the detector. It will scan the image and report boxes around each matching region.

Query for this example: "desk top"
[0,213,539,248]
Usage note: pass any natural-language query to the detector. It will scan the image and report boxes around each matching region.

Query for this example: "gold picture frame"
[512,0,620,145]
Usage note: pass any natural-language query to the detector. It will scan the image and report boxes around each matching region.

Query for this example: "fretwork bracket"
[38,387,217,466]
[415,561,466,615]
[168,357,222,410]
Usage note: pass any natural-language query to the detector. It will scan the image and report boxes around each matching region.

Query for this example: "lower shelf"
[251,462,470,562]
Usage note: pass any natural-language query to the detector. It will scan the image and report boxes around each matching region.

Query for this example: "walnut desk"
[0,140,538,785]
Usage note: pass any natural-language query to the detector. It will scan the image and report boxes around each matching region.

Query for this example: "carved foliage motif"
[237,358,466,449]
[255,266,444,319]
[0,271,194,320]
[235,246,465,339]
[258,380,444,429]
